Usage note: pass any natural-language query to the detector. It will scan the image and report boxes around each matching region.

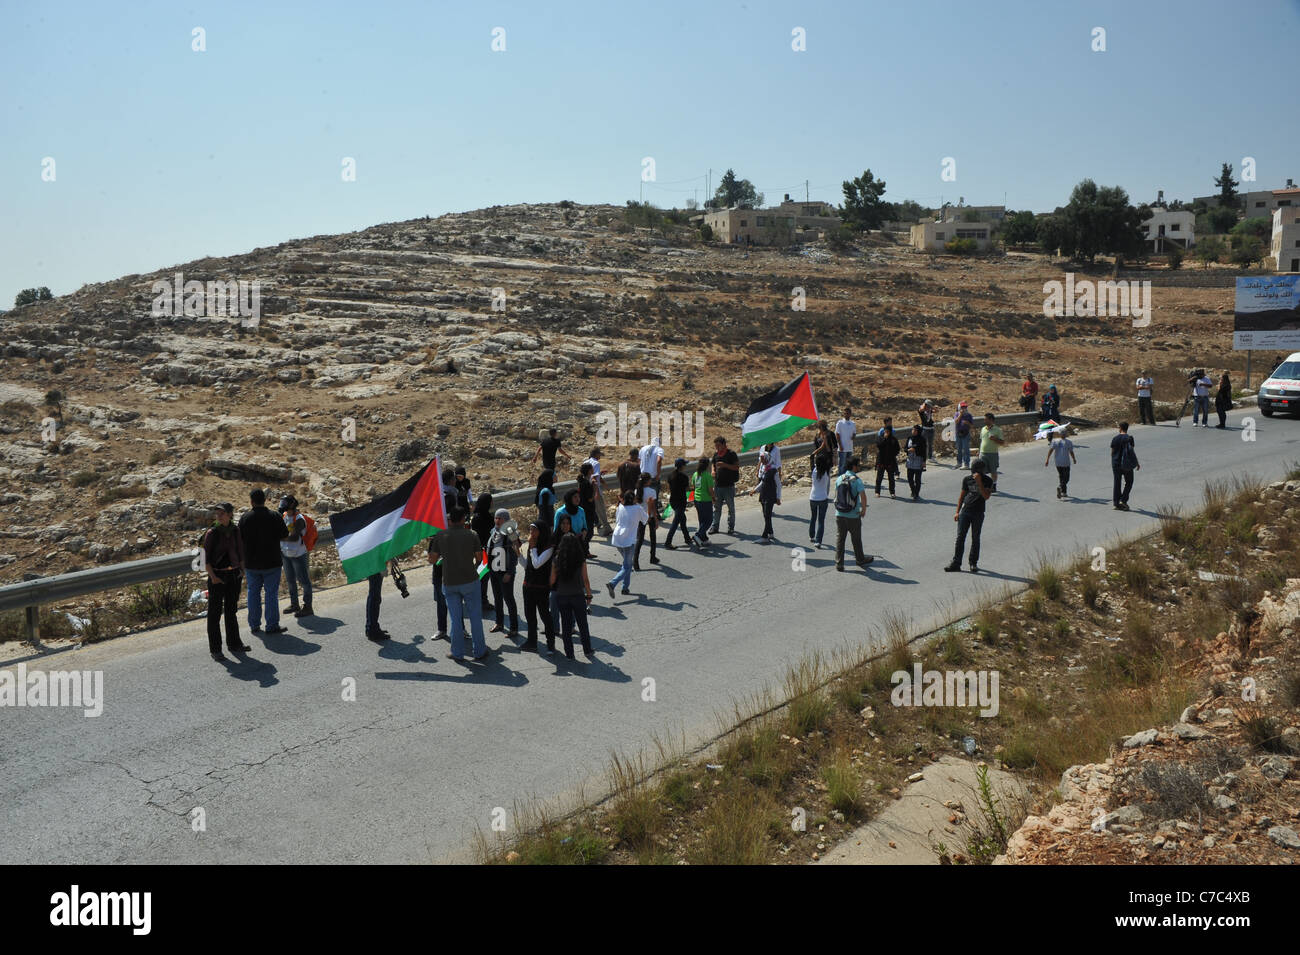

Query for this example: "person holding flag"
[329,457,449,644]
[429,506,490,661]
[740,372,819,453]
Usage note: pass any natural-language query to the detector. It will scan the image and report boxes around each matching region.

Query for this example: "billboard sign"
[1234,275,1300,350]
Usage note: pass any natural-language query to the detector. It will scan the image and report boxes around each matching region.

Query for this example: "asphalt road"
[3,408,1296,864]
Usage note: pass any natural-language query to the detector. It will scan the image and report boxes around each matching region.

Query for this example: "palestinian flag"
[437,549,490,580]
[331,458,447,583]
[740,372,818,451]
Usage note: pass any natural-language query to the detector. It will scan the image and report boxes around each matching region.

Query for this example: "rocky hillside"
[0,201,1247,586]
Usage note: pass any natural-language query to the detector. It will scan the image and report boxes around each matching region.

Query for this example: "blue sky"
[2,0,1297,305]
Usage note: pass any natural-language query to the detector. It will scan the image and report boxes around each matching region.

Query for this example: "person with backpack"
[945,458,992,573]
[662,457,693,550]
[1043,431,1077,499]
[1110,422,1140,511]
[833,456,873,571]
[238,488,288,635]
[487,507,520,636]
[691,455,715,548]
[808,448,832,548]
[520,521,556,653]
[904,424,927,501]
[953,401,974,469]
[278,494,314,618]
[634,472,659,569]
[203,502,249,660]
[606,489,647,597]
[874,423,901,498]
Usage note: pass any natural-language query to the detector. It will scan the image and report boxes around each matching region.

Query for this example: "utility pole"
[805,179,809,202]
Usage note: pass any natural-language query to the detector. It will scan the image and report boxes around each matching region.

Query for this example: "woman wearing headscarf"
[577,461,598,556]
[808,449,831,548]
[550,531,594,660]
[634,471,659,570]
[1214,372,1233,428]
[534,469,556,529]
[757,454,780,541]
[553,487,588,543]
[606,489,648,597]
[520,521,555,653]
[1041,385,1060,421]
[904,424,927,501]
[471,493,494,611]
[486,507,520,636]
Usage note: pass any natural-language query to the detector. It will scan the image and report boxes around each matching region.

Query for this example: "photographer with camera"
[279,495,312,618]
[1189,368,1214,427]
[487,508,520,636]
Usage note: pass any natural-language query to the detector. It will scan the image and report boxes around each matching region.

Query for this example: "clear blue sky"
[3,0,1297,306]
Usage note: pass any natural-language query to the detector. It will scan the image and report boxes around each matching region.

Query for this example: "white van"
[1257,352,1300,417]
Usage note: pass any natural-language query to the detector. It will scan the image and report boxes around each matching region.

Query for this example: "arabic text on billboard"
[1234,275,1300,350]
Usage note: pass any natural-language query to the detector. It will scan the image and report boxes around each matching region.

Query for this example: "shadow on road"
[221,654,279,687]
[296,615,343,636]
[376,652,531,687]
[254,630,321,656]
[966,569,1033,584]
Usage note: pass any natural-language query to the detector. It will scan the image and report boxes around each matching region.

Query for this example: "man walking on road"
[832,456,873,572]
[979,413,1005,492]
[945,459,992,573]
[1135,372,1155,426]
[239,488,288,635]
[953,401,974,469]
[1110,422,1140,510]
[834,407,857,475]
[710,436,740,534]
[1044,432,1077,499]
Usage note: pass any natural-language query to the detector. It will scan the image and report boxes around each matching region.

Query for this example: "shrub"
[822,753,866,817]
[1033,560,1062,601]
[69,470,100,487]
[1081,572,1102,609]
[126,577,192,621]
[945,238,978,255]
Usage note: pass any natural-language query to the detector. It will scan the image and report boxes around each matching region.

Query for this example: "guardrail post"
[25,604,40,643]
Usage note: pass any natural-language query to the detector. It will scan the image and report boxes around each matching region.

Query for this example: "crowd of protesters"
[200,365,1242,664]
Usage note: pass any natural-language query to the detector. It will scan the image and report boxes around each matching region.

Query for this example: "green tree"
[1199,206,1239,235]
[1062,180,1146,262]
[1002,210,1037,247]
[1230,235,1265,268]
[1193,235,1226,267]
[708,169,762,209]
[699,223,714,242]
[840,169,890,231]
[1231,217,1272,241]
[894,199,926,222]
[1214,162,1239,207]
[1167,246,1184,270]
[1036,215,1072,258]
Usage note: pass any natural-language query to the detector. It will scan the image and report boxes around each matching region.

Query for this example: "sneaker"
[211,651,228,662]
[228,643,253,653]
[446,653,465,661]
[969,564,978,573]
[1055,487,1062,499]
[265,625,288,635]
[1118,501,1130,511]
[283,605,300,615]
[835,564,845,572]
[649,556,660,564]
[489,623,504,633]
[943,563,960,572]
[295,605,313,618]
[857,556,875,568]
[621,589,631,595]
[663,542,677,550]
[250,627,264,635]
[435,631,448,641]
[606,582,615,598]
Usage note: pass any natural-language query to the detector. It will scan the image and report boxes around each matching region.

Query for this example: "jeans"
[366,573,382,634]
[282,553,311,608]
[207,570,241,653]
[907,468,922,498]
[610,544,635,592]
[694,502,713,542]
[555,592,592,658]
[711,485,736,532]
[956,433,971,468]
[431,562,449,634]
[1193,395,1209,424]
[1113,466,1135,505]
[1056,465,1071,495]
[834,515,866,567]
[760,500,775,537]
[244,566,281,630]
[444,580,486,658]
[953,508,985,567]
[664,505,690,545]
[875,465,897,495]
[838,450,851,474]
[1138,396,1155,425]
[522,585,554,646]
[922,426,936,460]
[490,571,518,631]
[808,499,828,544]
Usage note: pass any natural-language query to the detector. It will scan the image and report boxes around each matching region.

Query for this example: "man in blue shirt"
[833,456,874,571]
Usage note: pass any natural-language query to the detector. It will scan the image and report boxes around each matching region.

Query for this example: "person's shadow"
[221,654,279,688]
[296,615,343,636]
[254,630,321,656]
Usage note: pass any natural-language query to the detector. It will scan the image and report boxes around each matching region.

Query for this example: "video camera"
[388,559,410,599]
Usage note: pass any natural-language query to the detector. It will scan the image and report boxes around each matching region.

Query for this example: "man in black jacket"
[1110,422,1140,510]
[874,424,901,498]
[239,488,288,634]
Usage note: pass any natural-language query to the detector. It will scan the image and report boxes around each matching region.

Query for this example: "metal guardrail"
[0,408,1081,640]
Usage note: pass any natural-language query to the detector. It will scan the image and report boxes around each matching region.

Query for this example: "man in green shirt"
[427,506,488,661]
[979,413,1005,493]
[691,455,715,548]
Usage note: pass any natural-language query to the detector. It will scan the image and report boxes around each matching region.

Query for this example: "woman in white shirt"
[808,451,832,547]
[605,490,648,598]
